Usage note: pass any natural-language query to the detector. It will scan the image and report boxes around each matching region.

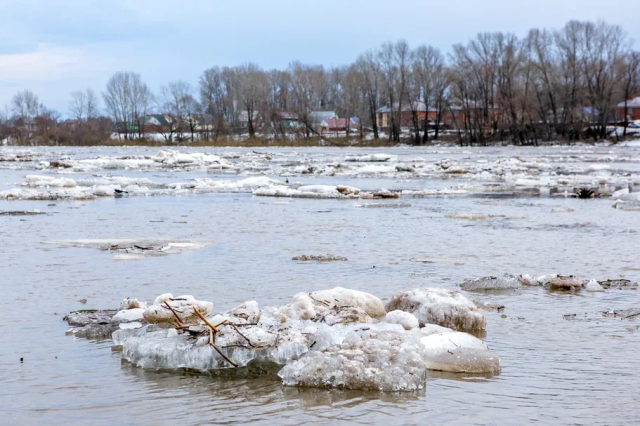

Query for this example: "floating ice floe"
[445,213,505,221]
[180,176,285,193]
[598,279,638,290]
[518,274,584,291]
[601,308,640,319]
[345,153,396,162]
[460,274,522,292]
[401,188,470,197]
[43,238,214,259]
[356,203,412,208]
[612,200,640,211]
[67,286,502,391]
[1,187,96,200]
[25,174,77,187]
[409,257,466,266]
[291,254,347,262]
[385,288,486,332]
[0,210,45,216]
[64,307,145,339]
[253,184,361,199]
[585,280,605,292]
[545,275,582,291]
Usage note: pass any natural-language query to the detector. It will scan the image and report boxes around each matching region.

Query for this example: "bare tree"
[102,71,152,139]
[235,63,268,138]
[12,90,42,120]
[199,66,230,140]
[620,51,640,136]
[356,52,381,139]
[412,45,448,143]
[158,80,195,141]
[69,88,100,121]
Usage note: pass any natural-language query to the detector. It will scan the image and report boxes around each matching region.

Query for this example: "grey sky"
[1,0,638,115]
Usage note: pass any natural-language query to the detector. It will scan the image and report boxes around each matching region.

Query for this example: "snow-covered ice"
[460,274,522,292]
[420,325,500,373]
[279,325,427,391]
[385,288,486,332]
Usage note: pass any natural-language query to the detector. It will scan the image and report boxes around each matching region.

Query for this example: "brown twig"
[308,293,331,306]
[209,328,238,367]
[164,301,184,325]
[228,323,255,348]
[193,307,220,333]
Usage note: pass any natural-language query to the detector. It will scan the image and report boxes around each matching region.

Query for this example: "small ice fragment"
[460,274,521,291]
[585,279,605,292]
[111,308,145,323]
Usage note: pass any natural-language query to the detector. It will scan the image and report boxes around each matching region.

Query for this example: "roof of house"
[276,112,299,120]
[187,113,214,123]
[617,97,640,108]
[377,101,427,113]
[309,111,338,122]
[146,114,171,126]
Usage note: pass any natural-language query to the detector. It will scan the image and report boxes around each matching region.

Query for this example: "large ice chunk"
[120,323,309,370]
[279,287,386,321]
[420,326,500,373]
[385,288,486,332]
[278,327,427,391]
[143,294,213,325]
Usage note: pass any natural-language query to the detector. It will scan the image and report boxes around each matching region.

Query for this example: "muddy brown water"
[1,145,639,425]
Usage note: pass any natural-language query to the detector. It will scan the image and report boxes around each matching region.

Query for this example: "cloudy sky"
[1,0,638,115]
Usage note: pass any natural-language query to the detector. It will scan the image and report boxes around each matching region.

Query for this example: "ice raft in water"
[102,287,500,391]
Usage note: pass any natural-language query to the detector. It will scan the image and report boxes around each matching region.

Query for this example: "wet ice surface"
[2,145,640,425]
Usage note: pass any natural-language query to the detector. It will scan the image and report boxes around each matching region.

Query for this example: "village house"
[185,113,214,131]
[237,110,260,130]
[613,97,640,122]
[376,101,427,129]
[319,118,358,133]
[309,111,338,124]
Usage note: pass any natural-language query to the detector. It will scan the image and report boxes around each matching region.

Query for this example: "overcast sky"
[1,0,639,115]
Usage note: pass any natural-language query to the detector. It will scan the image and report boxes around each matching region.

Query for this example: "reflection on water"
[1,146,639,425]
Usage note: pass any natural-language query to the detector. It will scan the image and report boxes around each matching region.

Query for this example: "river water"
[1,145,639,425]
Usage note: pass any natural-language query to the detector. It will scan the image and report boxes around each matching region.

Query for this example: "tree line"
[2,19,639,146]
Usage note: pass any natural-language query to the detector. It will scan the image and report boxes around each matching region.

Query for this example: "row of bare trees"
[2,19,639,146]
